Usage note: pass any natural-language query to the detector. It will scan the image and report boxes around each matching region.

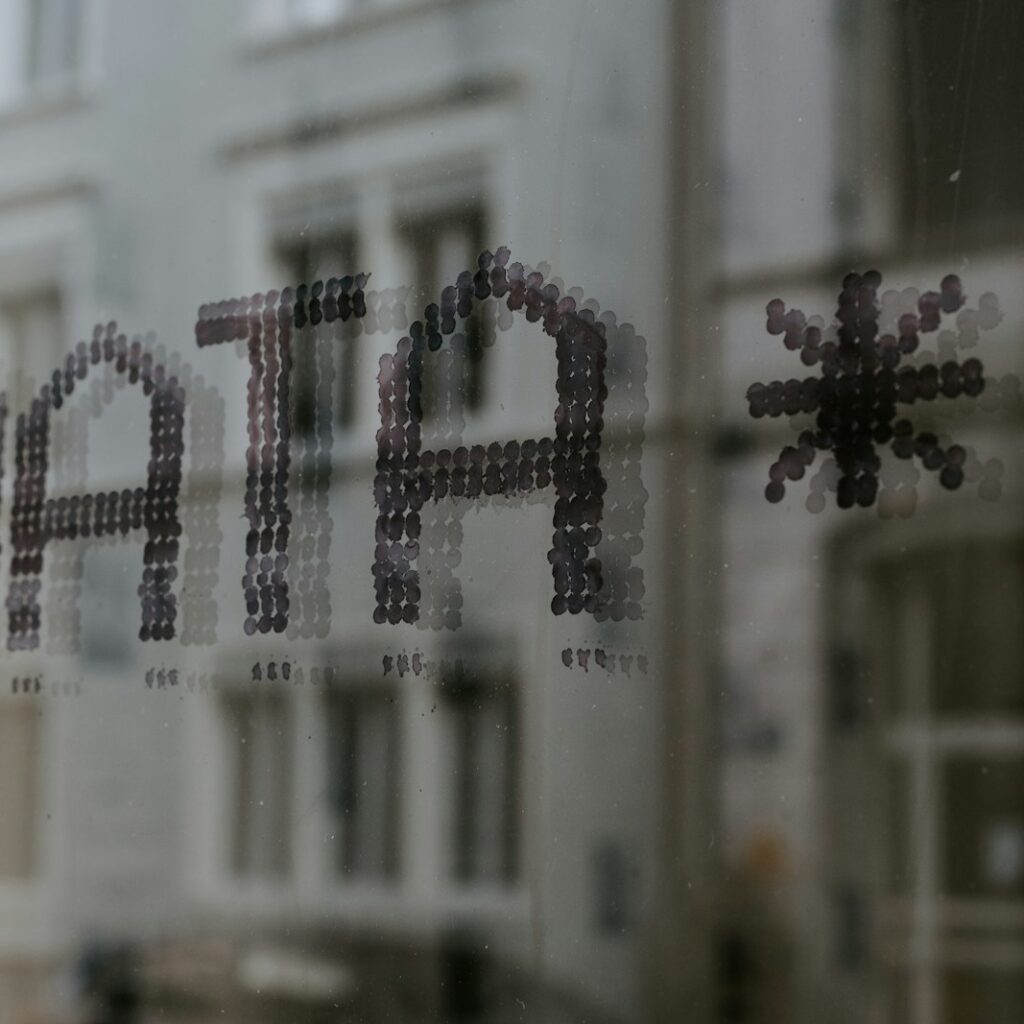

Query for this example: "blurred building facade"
[715,2,1024,1023]
[0,1,1021,1023]
[0,0,707,1022]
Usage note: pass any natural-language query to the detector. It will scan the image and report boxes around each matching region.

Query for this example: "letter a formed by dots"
[374,248,607,625]
[7,325,185,650]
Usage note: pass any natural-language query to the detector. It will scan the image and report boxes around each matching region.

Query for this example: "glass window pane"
[896,0,1024,241]
[224,690,292,880]
[886,757,914,893]
[443,676,519,886]
[943,756,1024,899]
[931,547,1024,717]
[27,0,82,84]
[944,968,1024,1024]
[0,702,38,878]
[3,0,1024,1020]
[401,208,488,425]
[326,689,399,879]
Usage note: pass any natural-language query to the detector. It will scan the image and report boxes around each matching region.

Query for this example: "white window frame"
[829,506,1024,1024]
[0,0,104,114]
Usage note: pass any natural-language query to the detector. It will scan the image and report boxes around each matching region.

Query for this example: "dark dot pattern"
[57,339,224,650]
[591,311,647,623]
[409,334,467,631]
[196,275,369,636]
[150,347,224,649]
[288,321,334,642]
[5,322,185,651]
[374,247,608,626]
[196,262,645,633]
[747,271,987,509]
[386,264,647,629]
[39,335,153,655]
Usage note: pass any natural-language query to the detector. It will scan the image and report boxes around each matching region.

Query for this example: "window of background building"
[895,0,1024,244]
[26,0,83,88]
[0,290,63,411]
[0,701,39,880]
[400,208,489,426]
[592,839,640,936]
[325,687,400,881]
[278,232,361,439]
[0,0,85,103]
[835,540,1024,1023]
[442,674,519,886]
[223,689,293,881]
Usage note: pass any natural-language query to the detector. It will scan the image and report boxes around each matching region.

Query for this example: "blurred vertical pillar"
[644,0,720,1020]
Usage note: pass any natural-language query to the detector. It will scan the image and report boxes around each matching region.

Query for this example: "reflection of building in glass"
[0,0,675,1021]
[0,0,1018,1020]
[718,2,1024,1022]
